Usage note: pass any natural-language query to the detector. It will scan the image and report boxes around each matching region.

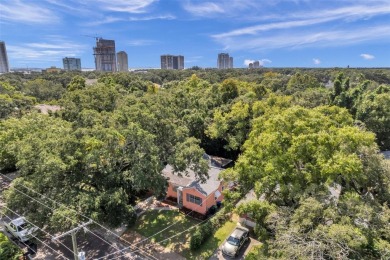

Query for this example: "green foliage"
[67,75,86,91]
[23,78,64,101]
[356,85,390,150]
[189,220,214,250]
[287,72,320,92]
[0,232,22,260]
[2,68,390,256]
[219,79,239,103]
[0,81,36,119]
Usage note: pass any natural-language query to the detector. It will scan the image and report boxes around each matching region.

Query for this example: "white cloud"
[213,3,390,39]
[183,2,225,16]
[127,40,159,46]
[93,0,158,13]
[244,59,272,66]
[313,58,321,65]
[7,38,87,63]
[360,53,375,60]
[85,16,127,26]
[0,0,58,24]
[183,0,264,17]
[128,15,176,21]
[214,25,390,51]
[244,59,255,66]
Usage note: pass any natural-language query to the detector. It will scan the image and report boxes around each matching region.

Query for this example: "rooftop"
[11,217,26,227]
[162,164,223,196]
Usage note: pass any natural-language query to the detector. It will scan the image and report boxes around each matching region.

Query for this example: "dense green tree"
[226,103,390,259]
[286,72,320,93]
[0,81,36,119]
[23,78,64,101]
[356,85,390,150]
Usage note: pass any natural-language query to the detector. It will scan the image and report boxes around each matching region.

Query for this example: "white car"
[5,217,38,242]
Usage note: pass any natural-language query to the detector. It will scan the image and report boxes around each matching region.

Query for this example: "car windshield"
[17,223,29,232]
[227,236,240,246]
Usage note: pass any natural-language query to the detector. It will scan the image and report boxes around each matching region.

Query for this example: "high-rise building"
[253,61,260,68]
[161,55,184,70]
[0,41,10,73]
[117,51,128,72]
[218,53,233,69]
[93,38,116,72]
[63,57,81,71]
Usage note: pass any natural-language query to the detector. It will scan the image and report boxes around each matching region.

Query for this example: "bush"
[210,208,230,229]
[190,221,213,250]
[190,229,203,250]
[0,232,22,260]
[190,209,230,251]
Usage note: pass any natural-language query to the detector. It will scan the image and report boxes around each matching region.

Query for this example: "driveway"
[209,237,261,260]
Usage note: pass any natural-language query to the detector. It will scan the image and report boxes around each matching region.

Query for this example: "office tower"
[161,55,184,69]
[63,57,81,71]
[248,63,254,69]
[117,51,128,72]
[0,41,10,73]
[218,53,233,69]
[93,38,116,72]
[253,61,260,68]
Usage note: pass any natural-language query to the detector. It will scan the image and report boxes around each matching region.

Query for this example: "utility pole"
[52,220,93,260]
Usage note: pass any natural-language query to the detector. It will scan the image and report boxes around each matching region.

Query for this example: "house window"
[186,194,202,205]
[172,185,178,192]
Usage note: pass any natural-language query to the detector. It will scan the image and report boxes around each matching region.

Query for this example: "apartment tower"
[117,51,128,72]
[93,38,116,72]
[0,41,10,73]
[63,57,81,71]
[217,53,233,69]
[161,55,184,70]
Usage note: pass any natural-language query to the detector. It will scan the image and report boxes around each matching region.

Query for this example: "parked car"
[4,217,38,242]
[222,226,249,258]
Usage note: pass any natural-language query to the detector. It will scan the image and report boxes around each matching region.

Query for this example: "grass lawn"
[131,209,200,249]
[182,220,237,260]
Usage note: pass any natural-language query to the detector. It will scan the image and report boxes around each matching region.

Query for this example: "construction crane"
[81,34,102,43]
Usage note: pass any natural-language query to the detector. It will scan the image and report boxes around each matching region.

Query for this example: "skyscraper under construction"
[93,38,116,72]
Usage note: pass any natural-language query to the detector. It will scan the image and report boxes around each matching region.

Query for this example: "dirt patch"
[34,104,61,114]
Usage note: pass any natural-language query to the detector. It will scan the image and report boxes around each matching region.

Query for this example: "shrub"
[0,232,22,260]
[190,229,203,250]
[190,208,230,251]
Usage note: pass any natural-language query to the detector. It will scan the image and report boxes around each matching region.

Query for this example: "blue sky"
[0,0,389,69]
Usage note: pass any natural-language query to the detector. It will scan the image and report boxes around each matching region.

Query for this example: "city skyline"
[0,0,390,69]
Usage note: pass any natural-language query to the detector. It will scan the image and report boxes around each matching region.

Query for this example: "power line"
[104,216,210,260]
[1,169,222,260]
[2,209,71,260]
[0,173,156,260]
[1,182,129,258]
[1,214,38,257]
[96,186,221,260]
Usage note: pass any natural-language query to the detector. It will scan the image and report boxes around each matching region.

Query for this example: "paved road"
[0,173,146,260]
[209,237,261,260]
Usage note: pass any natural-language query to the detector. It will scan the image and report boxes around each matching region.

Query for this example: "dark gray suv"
[222,226,249,258]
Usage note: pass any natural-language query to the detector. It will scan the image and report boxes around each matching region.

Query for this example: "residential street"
[0,173,147,260]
